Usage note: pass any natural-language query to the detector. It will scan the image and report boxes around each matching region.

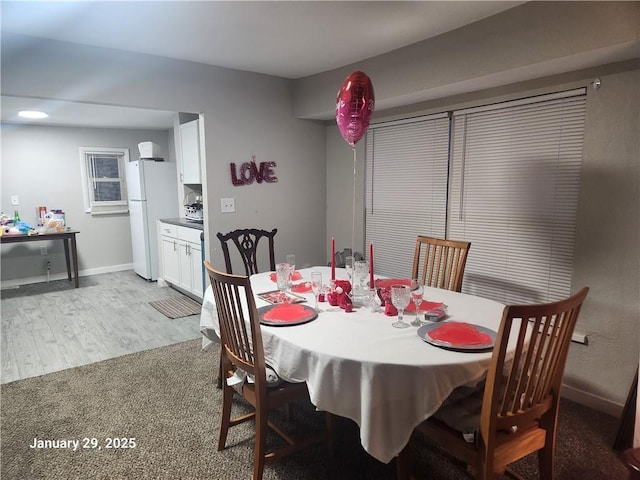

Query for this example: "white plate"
[417,322,496,352]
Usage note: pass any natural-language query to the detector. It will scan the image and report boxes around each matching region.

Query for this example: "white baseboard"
[0,263,133,290]
[562,382,624,417]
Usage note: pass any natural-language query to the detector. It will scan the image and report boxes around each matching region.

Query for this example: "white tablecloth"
[200,266,505,464]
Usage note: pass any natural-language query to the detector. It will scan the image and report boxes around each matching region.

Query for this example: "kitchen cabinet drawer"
[159,223,179,238]
[178,225,202,244]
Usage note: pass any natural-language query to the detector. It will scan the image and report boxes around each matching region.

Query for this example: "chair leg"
[538,437,556,480]
[217,376,233,450]
[253,402,268,480]
[538,411,558,480]
[216,349,223,389]
[325,412,335,456]
[477,457,492,480]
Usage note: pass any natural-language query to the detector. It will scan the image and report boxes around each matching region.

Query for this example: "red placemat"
[259,303,317,326]
[427,322,492,346]
[269,271,303,282]
[291,282,312,293]
[405,301,443,313]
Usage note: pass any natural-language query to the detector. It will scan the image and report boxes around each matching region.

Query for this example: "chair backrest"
[204,261,267,393]
[480,287,589,452]
[412,236,471,292]
[216,228,277,276]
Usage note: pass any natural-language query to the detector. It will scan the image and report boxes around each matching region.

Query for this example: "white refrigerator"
[126,159,179,281]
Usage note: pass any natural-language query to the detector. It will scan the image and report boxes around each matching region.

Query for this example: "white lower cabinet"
[158,222,203,299]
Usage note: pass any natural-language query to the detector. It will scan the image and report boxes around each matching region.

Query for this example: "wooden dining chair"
[412,235,471,292]
[214,228,277,389]
[204,261,332,480]
[398,287,589,480]
[216,228,277,276]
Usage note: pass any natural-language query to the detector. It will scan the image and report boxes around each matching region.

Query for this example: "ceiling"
[1,1,525,129]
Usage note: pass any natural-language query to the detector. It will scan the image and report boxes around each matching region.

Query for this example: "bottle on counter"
[13,210,20,223]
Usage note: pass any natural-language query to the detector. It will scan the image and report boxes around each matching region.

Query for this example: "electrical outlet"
[220,197,235,213]
[11,195,19,206]
[40,246,48,255]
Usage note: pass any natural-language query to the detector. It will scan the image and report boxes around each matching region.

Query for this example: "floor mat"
[149,295,201,318]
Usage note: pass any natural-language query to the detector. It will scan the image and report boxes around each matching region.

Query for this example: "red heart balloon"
[336,71,375,147]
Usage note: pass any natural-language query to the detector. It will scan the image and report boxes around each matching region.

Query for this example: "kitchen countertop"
[159,218,204,230]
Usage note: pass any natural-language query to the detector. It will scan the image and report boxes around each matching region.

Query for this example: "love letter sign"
[230,156,277,186]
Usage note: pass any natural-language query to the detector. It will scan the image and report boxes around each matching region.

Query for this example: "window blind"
[365,114,450,278]
[448,90,586,304]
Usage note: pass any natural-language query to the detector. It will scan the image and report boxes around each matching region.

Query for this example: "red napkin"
[290,282,312,293]
[427,322,492,346]
[262,304,312,322]
[269,271,302,282]
[384,303,398,316]
[405,301,443,313]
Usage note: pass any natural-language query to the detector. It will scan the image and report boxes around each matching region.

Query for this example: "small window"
[80,147,129,215]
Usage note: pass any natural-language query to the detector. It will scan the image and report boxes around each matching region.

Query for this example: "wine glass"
[366,287,381,312]
[311,271,322,312]
[391,284,411,329]
[344,255,354,282]
[410,279,424,326]
[285,253,296,286]
[275,262,290,295]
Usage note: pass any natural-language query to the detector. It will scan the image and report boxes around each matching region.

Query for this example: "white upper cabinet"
[179,119,201,184]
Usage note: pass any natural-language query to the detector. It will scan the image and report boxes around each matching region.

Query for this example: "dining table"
[200,266,506,464]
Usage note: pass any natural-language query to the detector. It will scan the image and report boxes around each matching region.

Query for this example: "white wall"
[295,1,639,119]
[1,32,329,274]
[1,124,172,284]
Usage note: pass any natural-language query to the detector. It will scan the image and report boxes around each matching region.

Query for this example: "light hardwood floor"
[1,270,202,384]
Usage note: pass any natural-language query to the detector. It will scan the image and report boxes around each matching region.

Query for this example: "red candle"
[369,242,374,288]
[331,237,336,280]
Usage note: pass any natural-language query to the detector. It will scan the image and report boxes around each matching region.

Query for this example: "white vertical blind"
[448,90,586,304]
[365,114,450,278]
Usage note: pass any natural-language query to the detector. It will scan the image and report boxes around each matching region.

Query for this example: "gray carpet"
[0,340,630,480]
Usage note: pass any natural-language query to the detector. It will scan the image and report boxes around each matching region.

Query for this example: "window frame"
[79,146,129,215]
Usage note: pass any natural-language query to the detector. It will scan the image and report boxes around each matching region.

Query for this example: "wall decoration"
[230,155,277,186]
[336,71,375,148]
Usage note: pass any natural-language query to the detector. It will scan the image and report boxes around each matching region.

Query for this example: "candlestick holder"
[351,260,370,306]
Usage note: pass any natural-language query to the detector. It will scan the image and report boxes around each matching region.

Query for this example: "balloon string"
[352,147,357,258]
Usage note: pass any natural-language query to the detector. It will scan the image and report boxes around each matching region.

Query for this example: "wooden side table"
[0,230,80,287]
